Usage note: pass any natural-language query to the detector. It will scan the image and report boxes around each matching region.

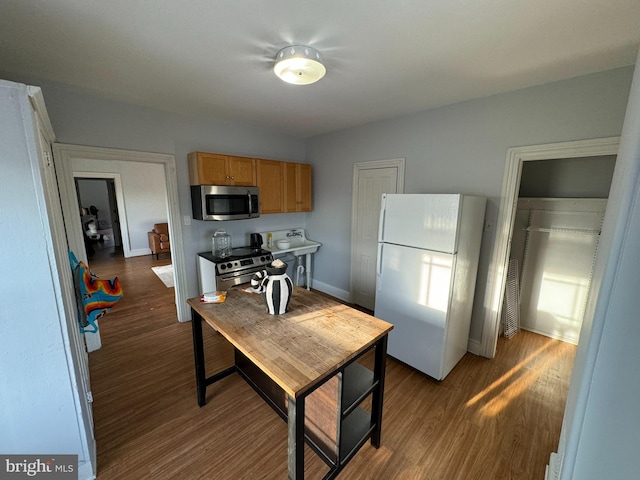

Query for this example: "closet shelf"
[523,226,601,236]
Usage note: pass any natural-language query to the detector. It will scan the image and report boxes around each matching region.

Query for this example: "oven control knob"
[219,264,226,270]
[227,262,233,268]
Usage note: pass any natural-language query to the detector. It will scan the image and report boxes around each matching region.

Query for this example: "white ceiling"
[1,0,639,138]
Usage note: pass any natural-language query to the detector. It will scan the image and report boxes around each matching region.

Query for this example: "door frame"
[74,172,131,257]
[350,158,405,304]
[53,144,190,352]
[480,136,620,358]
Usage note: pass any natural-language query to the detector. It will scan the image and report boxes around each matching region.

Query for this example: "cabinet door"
[297,163,312,212]
[228,155,256,186]
[256,159,283,214]
[283,162,298,212]
[284,163,312,212]
[189,152,228,185]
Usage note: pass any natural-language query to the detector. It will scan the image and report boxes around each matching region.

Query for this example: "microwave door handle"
[247,190,252,217]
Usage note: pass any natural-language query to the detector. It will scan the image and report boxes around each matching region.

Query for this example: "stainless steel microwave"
[191,185,260,221]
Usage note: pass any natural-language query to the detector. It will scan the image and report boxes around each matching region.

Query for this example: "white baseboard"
[128,248,152,258]
[84,327,101,352]
[311,280,351,303]
[78,460,96,480]
[546,452,560,480]
[521,326,578,345]
[467,337,483,356]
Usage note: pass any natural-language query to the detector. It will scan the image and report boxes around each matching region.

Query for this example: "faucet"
[287,230,303,238]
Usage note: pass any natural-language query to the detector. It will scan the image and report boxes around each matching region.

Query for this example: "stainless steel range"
[197,247,273,294]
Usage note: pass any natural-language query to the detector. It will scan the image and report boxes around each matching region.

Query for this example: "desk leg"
[371,335,388,448]
[287,394,305,480]
[191,308,207,407]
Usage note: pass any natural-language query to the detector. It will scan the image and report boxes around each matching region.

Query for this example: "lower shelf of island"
[235,347,380,470]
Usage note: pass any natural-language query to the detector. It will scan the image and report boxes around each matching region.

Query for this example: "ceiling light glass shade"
[274,45,326,85]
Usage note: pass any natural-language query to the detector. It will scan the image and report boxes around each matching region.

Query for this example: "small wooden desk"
[188,287,393,480]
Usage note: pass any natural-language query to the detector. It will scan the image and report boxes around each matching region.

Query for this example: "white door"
[351,159,404,310]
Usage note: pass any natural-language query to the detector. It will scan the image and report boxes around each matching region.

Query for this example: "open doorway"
[506,156,616,344]
[53,143,189,353]
[482,137,620,359]
[75,177,124,259]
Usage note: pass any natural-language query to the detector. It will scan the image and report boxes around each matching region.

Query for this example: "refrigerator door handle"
[376,242,383,281]
[378,194,387,242]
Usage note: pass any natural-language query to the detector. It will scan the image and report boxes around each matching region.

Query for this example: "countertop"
[187,287,392,397]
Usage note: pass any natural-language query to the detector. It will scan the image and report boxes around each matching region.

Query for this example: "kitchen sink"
[259,228,321,256]
[274,240,321,255]
[257,228,321,290]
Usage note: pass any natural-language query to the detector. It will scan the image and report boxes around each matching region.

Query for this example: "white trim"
[73,172,132,258]
[349,158,405,306]
[480,137,619,358]
[52,144,191,334]
[312,280,351,303]
[27,85,56,142]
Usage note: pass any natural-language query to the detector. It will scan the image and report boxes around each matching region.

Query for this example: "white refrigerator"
[374,194,486,380]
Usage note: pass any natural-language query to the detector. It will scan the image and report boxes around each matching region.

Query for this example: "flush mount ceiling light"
[274,45,326,85]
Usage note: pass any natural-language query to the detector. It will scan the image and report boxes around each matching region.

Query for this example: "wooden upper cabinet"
[189,151,311,214]
[283,162,298,212]
[227,155,257,185]
[188,152,256,186]
[256,159,284,214]
[284,162,312,212]
[297,163,312,212]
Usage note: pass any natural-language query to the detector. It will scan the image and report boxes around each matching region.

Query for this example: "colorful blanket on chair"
[69,250,123,333]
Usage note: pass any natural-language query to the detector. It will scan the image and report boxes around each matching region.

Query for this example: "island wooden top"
[188,287,393,398]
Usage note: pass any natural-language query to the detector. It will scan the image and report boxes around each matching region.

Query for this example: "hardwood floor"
[88,250,576,479]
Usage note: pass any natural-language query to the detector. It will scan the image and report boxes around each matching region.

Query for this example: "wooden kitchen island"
[188,287,393,480]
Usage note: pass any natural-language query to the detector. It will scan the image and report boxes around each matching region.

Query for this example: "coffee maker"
[250,233,263,250]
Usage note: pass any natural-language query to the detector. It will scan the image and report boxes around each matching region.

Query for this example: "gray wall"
[305,66,634,342]
[519,155,616,198]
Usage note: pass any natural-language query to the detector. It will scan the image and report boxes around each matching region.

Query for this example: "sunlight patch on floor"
[465,339,559,417]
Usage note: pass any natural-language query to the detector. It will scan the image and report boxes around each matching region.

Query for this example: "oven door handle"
[218,269,263,282]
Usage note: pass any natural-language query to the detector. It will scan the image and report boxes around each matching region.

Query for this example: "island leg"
[287,394,305,479]
[191,309,207,407]
[371,335,388,447]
